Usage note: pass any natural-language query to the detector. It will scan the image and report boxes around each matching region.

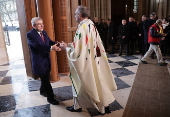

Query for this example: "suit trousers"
[120,43,129,54]
[39,72,54,100]
[141,44,164,63]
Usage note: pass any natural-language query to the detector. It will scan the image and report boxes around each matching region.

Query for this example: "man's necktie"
[40,32,45,42]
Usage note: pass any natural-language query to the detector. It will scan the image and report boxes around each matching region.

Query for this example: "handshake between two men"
[51,41,67,52]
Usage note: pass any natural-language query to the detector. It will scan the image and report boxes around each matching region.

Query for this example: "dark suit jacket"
[108,22,117,43]
[118,24,129,44]
[128,21,138,38]
[138,21,144,36]
[98,22,108,41]
[27,28,55,74]
[143,19,156,44]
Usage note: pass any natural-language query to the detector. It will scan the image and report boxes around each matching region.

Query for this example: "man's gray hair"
[31,17,42,26]
[77,5,90,18]
[156,19,162,23]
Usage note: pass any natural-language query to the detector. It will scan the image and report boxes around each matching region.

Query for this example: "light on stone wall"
[156,0,163,3]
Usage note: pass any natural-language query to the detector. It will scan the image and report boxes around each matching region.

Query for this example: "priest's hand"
[60,41,67,50]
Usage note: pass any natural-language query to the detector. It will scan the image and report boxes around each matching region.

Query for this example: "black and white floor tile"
[0,54,142,117]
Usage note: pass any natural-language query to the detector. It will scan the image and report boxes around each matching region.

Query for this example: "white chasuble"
[66,19,117,113]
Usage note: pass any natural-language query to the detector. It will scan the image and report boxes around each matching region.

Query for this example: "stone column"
[37,0,60,82]
[89,0,111,21]
[0,13,9,65]
[157,2,163,19]
[81,0,88,6]
[138,0,147,22]
[162,0,167,18]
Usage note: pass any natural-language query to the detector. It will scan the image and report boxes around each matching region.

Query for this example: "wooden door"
[66,0,78,42]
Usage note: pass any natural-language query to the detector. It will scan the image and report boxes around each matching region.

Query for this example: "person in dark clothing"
[168,15,170,22]
[92,17,99,30]
[27,17,61,105]
[99,19,108,51]
[107,19,117,54]
[140,19,167,66]
[118,19,130,56]
[160,20,170,58]
[143,13,157,58]
[138,15,147,55]
[128,17,138,55]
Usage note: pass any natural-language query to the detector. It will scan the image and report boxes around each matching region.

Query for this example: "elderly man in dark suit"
[138,15,147,55]
[128,17,138,55]
[27,17,60,105]
[118,19,130,56]
[107,19,117,54]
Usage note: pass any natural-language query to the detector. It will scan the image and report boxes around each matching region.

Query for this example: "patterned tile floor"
[1,54,170,117]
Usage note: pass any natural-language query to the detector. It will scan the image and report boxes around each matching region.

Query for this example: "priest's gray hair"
[156,19,162,23]
[31,17,42,26]
[77,5,90,18]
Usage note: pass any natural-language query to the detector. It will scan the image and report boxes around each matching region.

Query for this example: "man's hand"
[122,36,125,39]
[52,44,61,51]
[161,37,165,40]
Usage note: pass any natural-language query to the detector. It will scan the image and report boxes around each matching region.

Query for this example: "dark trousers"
[144,43,150,54]
[129,38,135,54]
[138,36,144,54]
[39,72,54,100]
[160,40,168,57]
[110,39,116,54]
[102,39,107,51]
[120,43,129,54]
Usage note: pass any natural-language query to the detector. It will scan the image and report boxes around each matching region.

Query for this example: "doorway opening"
[0,0,23,62]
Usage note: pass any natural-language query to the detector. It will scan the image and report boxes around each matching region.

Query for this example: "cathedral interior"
[0,0,170,117]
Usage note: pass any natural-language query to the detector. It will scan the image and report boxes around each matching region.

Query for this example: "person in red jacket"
[140,19,167,66]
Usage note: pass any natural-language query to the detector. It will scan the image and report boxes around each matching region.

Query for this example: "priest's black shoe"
[105,106,112,114]
[40,92,47,97]
[99,112,105,115]
[47,99,59,105]
[119,53,122,56]
[66,106,82,112]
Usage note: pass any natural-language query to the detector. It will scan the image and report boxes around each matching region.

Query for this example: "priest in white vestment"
[60,5,117,114]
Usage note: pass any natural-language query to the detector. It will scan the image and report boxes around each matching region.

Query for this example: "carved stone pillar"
[89,0,111,21]
[37,0,60,82]
[157,2,163,19]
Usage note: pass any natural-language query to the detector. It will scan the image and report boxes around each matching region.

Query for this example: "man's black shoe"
[119,53,122,56]
[66,106,82,112]
[140,60,148,64]
[48,99,59,105]
[158,63,167,66]
[163,63,168,65]
[40,92,47,97]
